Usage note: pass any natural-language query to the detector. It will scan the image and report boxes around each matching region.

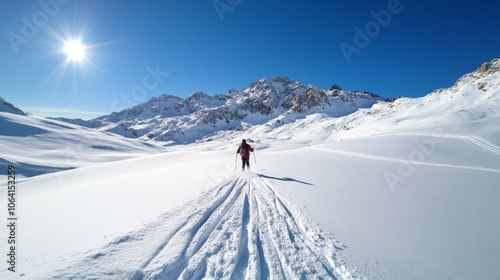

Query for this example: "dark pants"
[241,158,250,170]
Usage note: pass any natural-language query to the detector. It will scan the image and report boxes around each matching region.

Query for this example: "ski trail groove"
[376,132,500,157]
[44,173,359,280]
[231,193,251,279]
[310,146,500,173]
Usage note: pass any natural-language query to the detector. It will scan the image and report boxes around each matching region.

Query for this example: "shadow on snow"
[258,173,314,186]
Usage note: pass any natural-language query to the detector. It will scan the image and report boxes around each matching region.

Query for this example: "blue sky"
[1,0,499,119]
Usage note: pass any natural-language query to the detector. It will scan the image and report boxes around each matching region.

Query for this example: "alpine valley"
[0,59,499,279]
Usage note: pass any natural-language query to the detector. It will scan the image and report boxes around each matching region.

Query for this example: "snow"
[1,60,500,279]
[263,133,500,279]
[34,172,354,279]
[0,112,164,177]
[0,98,25,116]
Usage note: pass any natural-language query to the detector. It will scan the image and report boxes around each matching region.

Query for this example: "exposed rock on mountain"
[87,76,388,143]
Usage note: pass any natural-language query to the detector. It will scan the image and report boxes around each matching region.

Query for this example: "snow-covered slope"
[0,111,164,177]
[0,59,499,279]
[83,77,388,143]
[243,59,500,145]
[0,97,26,116]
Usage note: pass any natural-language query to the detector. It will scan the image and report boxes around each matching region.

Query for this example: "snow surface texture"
[0,112,164,177]
[39,173,355,279]
[0,59,499,279]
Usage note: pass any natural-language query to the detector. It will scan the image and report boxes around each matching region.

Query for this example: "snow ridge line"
[375,132,500,157]
[310,146,500,174]
[445,134,500,157]
[41,173,362,280]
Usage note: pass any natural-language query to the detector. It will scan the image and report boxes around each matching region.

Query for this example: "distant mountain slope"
[234,59,500,145]
[86,77,389,143]
[0,97,26,115]
[350,58,500,132]
[0,111,164,177]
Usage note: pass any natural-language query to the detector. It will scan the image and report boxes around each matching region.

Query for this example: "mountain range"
[1,59,499,175]
[59,76,391,143]
[50,59,499,146]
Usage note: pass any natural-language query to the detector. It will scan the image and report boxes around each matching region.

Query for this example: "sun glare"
[64,39,86,62]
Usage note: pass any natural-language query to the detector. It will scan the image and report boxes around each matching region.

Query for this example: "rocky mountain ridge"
[3,59,498,145]
[88,76,389,143]
[432,58,500,95]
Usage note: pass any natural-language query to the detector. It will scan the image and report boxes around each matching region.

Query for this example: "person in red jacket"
[237,139,254,171]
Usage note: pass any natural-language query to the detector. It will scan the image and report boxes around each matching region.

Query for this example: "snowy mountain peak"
[149,94,184,103]
[0,97,26,115]
[257,76,290,84]
[479,58,500,74]
[186,91,209,100]
[431,58,500,95]
[87,77,386,143]
[98,94,184,123]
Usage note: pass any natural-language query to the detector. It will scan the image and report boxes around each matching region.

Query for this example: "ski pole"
[235,153,238,171]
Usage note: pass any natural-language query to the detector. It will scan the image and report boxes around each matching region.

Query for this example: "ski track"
[376,132,500,157]
[42,173,359,280]
[310,132,500,174]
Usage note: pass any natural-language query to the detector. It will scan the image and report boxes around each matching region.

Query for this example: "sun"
[64,39,86,62]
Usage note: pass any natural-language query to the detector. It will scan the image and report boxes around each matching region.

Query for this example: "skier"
[237,139,254,171]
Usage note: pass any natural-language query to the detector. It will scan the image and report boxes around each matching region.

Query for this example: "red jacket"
[237,143,254,159]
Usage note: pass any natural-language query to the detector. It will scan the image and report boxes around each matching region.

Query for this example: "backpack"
[239,144,249,156]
